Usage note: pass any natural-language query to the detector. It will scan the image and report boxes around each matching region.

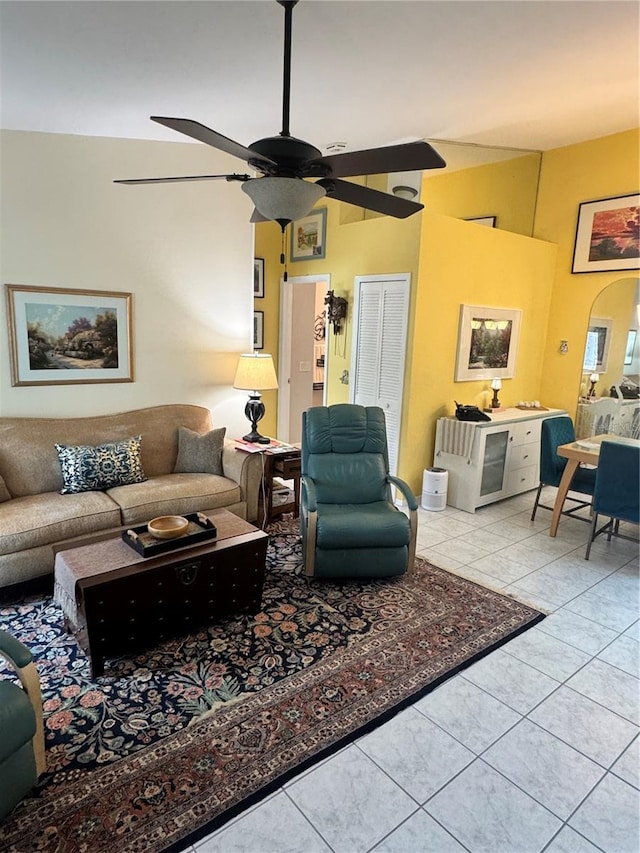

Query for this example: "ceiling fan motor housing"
[248,135,324,177]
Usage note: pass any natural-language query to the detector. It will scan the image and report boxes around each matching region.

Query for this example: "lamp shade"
[491,378,502,391]
[233,353,279,392]
[242,177,326,223]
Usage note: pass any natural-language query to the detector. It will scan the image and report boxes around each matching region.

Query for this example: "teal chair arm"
[0,630,45,777]
[0,630,33,669]
[387,476,419,511]
[302,475,318,512]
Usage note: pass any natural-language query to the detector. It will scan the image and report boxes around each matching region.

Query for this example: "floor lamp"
[233,353,279,444]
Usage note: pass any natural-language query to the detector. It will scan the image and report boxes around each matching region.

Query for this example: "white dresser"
[434,408,566,513]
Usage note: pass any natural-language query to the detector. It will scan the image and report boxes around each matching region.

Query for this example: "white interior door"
[349,274,410,476]
[278,274,331,443]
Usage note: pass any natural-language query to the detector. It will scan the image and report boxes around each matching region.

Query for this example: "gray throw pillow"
[174,426,226,475]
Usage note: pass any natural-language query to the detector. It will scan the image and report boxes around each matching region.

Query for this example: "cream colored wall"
[0,130,255,437]
[536,129,640,413]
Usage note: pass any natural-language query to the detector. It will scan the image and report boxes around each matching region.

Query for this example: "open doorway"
[277,274,331,443]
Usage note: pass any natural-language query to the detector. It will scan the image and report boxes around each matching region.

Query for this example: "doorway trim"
[278,274,331,442]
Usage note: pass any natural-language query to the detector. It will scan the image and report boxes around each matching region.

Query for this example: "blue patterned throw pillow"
[55,436,146,494]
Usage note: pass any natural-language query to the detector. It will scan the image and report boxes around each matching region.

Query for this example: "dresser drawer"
[510,419,542,446]
[510,443,537,469]
[507,464,537,494]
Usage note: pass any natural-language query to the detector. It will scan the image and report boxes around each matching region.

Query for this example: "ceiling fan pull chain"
[281,228,288,282]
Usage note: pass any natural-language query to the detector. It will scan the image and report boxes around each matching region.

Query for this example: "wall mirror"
[575,277,640,439]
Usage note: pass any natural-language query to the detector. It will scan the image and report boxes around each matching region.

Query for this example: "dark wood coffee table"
[54,508,268,677]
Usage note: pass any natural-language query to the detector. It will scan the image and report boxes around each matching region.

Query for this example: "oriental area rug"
[0,521,544,852]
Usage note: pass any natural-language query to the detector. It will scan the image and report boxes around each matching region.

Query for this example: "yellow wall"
[254,222,282,437]
[423,153,541,236]
[255,200,422,437]
[403,213,557,491]
[255,128,639,494]
[536,129,640,413]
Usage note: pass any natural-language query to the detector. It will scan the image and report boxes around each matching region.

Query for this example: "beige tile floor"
[180,489,639,853]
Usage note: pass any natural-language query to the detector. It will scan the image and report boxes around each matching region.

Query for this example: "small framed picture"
[572,193,639,273]
[465,216,497,228]
[253,311,264,350]
[254,258,265,298]
[290,207,327,261]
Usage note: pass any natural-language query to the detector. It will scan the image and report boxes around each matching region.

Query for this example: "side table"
[259,447,302,527]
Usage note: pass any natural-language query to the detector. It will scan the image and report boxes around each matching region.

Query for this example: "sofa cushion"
[0,475,11,503]
[55,436,146,494]
[174,427,226,475]
[0,492,122,556]
[107,473,242,525]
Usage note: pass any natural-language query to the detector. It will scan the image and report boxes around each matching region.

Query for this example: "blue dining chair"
[585,441,640,560]
[531,416,596,522]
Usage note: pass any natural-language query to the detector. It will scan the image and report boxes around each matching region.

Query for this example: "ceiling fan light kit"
[114,0,445,226]
[242,177,326,224]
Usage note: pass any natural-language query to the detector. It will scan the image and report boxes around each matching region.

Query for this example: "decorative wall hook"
[324,290,348,335]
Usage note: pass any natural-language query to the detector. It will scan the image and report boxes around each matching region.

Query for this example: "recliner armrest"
[302,475,318,512]
[0,629,32,669]
[387,476,419,511]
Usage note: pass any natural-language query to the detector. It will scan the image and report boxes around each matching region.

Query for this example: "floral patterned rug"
[0,522,544,852]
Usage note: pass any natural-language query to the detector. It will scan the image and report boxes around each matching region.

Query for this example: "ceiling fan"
[115,0,446,228]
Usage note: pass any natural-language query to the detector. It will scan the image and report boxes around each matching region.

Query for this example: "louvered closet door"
[350,275,410,477]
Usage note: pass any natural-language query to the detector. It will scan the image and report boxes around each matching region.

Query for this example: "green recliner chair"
[0,630,46,820]
[301,404,418,578]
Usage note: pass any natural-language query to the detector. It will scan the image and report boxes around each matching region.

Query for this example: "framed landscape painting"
[5,284,133,386]
[572,193,639,273]
[455,304,522,381]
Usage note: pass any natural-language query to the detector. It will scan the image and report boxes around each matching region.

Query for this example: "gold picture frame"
[5,284,134,386]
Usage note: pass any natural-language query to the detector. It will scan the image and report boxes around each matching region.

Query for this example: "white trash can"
[422,467,448,511]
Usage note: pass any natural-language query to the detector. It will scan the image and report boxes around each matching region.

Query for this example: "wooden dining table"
[549,433,640,537]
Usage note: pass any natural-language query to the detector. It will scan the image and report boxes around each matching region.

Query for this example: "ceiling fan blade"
[304,141,446,179]
[114,173,250,186]
[151,117,277,169]
[317,178,423,219]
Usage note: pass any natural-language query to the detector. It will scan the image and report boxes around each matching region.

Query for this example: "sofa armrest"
[222,442,264,523]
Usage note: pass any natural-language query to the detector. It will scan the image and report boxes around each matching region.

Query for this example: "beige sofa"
[0,404,262,589]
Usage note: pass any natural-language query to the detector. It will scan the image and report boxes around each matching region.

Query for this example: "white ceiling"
[1,0,638,169]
